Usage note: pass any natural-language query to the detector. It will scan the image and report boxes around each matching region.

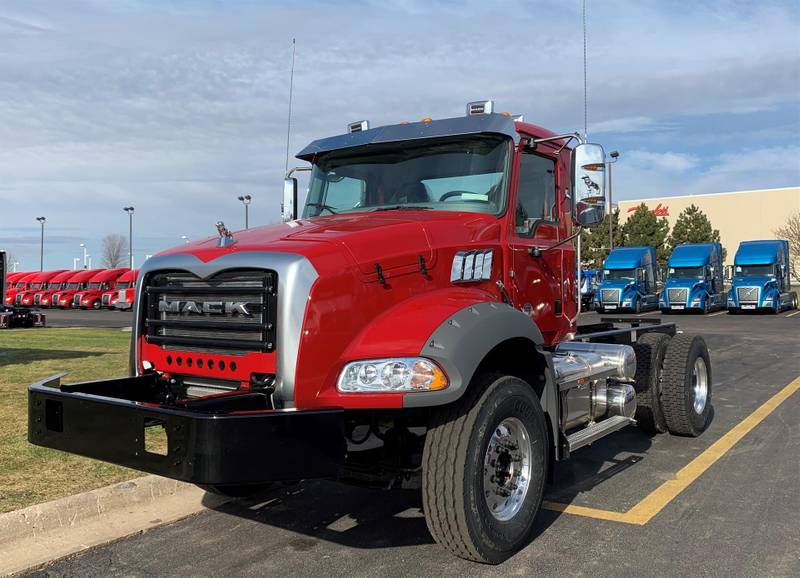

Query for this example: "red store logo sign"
[627,203,669,217]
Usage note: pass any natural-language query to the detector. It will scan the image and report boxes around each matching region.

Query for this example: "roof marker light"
[466,100,494,116]
[348,120,370,133]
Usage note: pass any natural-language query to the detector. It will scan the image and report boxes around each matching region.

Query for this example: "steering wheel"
[439,190,475,202]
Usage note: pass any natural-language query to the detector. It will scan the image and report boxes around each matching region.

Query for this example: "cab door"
[508,144,574,345]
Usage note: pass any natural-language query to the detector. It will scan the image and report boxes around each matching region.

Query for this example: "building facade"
[617,186,800,268]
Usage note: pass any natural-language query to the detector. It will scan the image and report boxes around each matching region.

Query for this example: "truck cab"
[579,268,602,308]
[595,246,659,313]
[109,269,138,310]
[7,272,37,305]
[28,103,714,564]
[34,270,75,307]
[727,240,797,314]
[660,243,725,314]
[74,268,129,309]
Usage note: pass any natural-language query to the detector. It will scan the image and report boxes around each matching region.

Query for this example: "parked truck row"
[593,239,796,314]
[4,268,139,311]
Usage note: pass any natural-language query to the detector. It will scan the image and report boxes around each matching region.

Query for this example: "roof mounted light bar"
[466,100,494,116]
[511,114,524,122]
[347,120,370,133]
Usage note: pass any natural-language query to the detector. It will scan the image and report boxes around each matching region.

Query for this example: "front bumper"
[29,374,345,485]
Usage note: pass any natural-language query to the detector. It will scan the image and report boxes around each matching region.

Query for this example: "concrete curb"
[0,475,231,576]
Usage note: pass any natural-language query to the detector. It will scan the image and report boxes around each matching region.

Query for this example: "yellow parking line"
[543,375,800,525]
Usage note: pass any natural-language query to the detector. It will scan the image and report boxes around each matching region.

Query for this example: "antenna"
[582,0,588,139]
[284,38,296,174]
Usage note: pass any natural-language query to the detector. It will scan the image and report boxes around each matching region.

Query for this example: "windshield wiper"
[306,202,338,214]
[373,205,432,212]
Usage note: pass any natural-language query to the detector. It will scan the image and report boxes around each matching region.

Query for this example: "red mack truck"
[29,103,713,564]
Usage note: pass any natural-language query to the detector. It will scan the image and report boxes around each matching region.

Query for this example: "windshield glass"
[303,136,510,217]
[736,264,775,277]
[15,282,26,289]
[29,283,42,290]
[117,282,130,289]
[65,283,79,289]
[669,266,704,280]
[603,268,636,281]
[47,283,61,289]
[87,283,102,289]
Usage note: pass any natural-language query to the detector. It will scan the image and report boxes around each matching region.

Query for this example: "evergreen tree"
[667,204,726,261]
[622,203,671,270]
[579,209,623,269]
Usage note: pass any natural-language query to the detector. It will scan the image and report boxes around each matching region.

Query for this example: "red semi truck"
[4,272,28,304]
[29,104,713,563]
[52,269,103,308]
[18,270,68,307]
[108,268,138,310]
[74,268,129,309]
[6,272,38,305]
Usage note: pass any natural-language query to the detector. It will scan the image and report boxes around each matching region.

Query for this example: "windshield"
[14,282,26,289]
[604,268,636,281]
[736,264,775,277]
[117,282,130,289]
[47,283,61,289]
[303,136,511,217]
[65,283,79,289]
[29,283,42,290]
[87,283,102,289]
[669,266,704,280]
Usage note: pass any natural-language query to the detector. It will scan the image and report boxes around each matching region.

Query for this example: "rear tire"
[661,335,712,436]
[422,373,548,564]
[632,333,670,435]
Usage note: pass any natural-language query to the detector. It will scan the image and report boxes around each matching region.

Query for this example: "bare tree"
[774,211,800,282]
[101,234,128,268]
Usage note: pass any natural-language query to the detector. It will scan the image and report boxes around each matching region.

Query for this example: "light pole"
[607,151,620,251]
[11,261,19,273]
[80,243,89,268]
[123,206,135,269]
[36,216,46,271]
[238,195,252,229]
[73,257,81,270]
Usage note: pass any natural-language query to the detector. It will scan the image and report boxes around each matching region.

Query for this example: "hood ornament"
[216,221,236,247]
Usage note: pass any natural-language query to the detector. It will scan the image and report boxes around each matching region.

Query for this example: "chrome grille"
[737,286,759,304]
[73,294,81,307]
[102,294,111,306]
[144,269,276,354]
[14,294,22,305]
[668,288,688,304]
[601,289,620,304]
[33,294,41,305]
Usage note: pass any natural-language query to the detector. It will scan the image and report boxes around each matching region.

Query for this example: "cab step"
[567,415,634,452]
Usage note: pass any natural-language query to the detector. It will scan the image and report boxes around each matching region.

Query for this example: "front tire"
[632,332,670,435]
[661,335,712,436]
[422,373,548,564]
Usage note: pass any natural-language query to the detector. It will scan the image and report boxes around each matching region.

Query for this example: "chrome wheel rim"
[692,357,709,414]
[483,417,532,521]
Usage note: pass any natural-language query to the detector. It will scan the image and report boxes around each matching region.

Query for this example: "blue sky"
[1,0,798,271]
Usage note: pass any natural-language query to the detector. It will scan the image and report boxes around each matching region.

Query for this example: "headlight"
[337,357,448,393]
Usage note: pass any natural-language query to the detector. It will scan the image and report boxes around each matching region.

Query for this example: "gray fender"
[405,301,545,408]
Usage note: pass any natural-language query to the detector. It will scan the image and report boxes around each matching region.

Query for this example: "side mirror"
[572,143,607,227]
[282,178,298,223]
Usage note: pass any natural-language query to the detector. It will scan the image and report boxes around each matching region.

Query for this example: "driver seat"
[393,181,429,204]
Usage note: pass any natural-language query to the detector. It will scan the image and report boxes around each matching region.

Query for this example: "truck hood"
[162,211,498,277]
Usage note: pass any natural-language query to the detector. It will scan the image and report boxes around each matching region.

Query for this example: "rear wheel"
[632,332,670,434]
[422,373,548,564]
[661,335,712,436]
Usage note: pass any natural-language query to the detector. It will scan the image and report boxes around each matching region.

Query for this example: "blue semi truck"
[660,242,726,314]
[595,246,659,313]
[727,240,798,314]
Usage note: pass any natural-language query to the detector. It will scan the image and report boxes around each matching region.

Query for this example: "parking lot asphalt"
[39,308,133,329]
[27,311,800,578]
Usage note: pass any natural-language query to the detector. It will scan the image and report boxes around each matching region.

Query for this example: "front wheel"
[422,373,548,564]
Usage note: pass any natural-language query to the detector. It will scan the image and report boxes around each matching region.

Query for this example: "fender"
[405,300,545,408]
